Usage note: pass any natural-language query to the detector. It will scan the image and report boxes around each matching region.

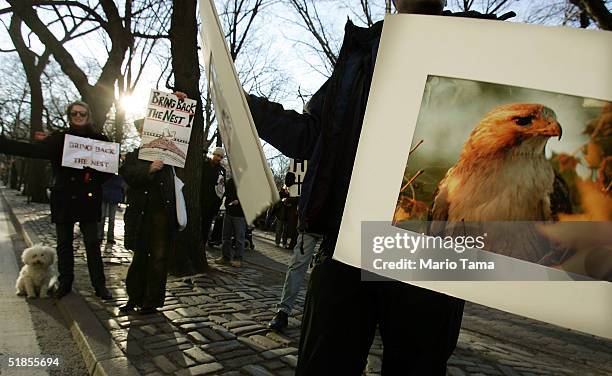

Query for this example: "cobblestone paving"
[2,188,610,376]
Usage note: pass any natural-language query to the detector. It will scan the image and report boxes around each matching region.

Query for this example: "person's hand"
[174,91,188,100]
[229,200,239,206]
[149,160,164,173]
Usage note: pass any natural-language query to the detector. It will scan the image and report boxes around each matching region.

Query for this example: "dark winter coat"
[0,127,112,223]
[201,158,226,216]
[120,150,178,251]
[102,174,125,203]
[224,178,244,218]
[248,20,383,252]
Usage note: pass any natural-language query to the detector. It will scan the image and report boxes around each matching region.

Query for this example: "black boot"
[268,311,288,332]
[53,284,72,299]
[95,286,113,300]
[119,301,137,312]
[138,307,158,315]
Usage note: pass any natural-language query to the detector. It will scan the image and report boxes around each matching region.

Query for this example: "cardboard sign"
[288,159,307,197]
[61,134,120,173]
[199,0,280,224]
[333,15,612,339]
[138,90,196,168]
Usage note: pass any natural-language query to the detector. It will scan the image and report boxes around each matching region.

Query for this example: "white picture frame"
[199,0,280,224]
[334,14,612,339]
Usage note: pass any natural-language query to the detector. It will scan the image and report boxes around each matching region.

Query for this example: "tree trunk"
[25,71,49,203]
[114,104,126,143]
[169,0,207,275]
[9,14,49,203]
[570,0,612,30]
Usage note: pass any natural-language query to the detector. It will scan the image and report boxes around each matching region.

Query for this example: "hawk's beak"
[535,120,562,140]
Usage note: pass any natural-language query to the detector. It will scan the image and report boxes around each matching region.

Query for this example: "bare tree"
[569,0,612,29]
[6,0,133,128]
[283,0,339,76]
[169,0,207,275]
[6,12,88,202]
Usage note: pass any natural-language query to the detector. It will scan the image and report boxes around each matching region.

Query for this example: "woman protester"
[119,125,178,314]
[0,101,113,299]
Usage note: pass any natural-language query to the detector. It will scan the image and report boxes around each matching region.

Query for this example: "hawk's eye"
[513,116,533,126]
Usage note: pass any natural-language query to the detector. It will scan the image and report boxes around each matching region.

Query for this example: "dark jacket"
[248,20,383,252]
[120,150,177,251]
[224,178,244,218]
[102,174,125,204]
[0,127,111,223]
[201,158,226,215]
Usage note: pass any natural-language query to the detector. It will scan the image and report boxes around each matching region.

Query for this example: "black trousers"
[125,212,171,308]
[202,205,220,246]
[55,221,106,289]
[296,259,464,376]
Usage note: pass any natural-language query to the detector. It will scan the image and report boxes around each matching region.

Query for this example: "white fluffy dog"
[15,244,57,299]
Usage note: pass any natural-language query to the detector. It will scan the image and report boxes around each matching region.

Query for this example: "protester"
[274,184,290,247]
[118,121,179,314]
[98,174,125,244]
[275,172,299,249]
[215,175,246,268]
[0,101,113,300]
[268,232,320,331]
[201,147,226,256]
[242,1,512,373]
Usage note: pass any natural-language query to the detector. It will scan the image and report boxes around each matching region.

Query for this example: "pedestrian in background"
[0,100,113,300]
[274,184,290,247]
[215,175,246,268]
[201,147,226,258]
[98,174,125,245]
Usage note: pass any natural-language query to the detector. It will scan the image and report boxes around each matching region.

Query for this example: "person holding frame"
[245,1,514,374]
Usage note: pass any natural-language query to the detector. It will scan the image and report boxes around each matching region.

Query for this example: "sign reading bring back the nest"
[138,89,197,168]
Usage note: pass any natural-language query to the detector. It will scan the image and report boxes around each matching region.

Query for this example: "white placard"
[288,159,307,197]
[199,0,280,224]
[334,15,612,339]
[61,134,119,173]
[138,90,196,168]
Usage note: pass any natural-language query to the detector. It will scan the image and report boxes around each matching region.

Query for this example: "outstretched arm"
[0,134,56,160]
[247,82,328,160]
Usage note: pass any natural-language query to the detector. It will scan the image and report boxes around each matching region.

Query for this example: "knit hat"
[213,147,225,157]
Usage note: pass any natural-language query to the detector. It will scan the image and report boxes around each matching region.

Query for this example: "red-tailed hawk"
[430,103,572,263]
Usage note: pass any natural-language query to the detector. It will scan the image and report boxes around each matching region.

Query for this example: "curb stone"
[1,189,140,376]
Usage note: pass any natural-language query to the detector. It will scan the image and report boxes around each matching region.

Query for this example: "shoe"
[95,287,113,300]
[138,307,158,315]
[214,257,231,266]
[230,260,242,268]
[119,301,136,312]
[268,311,288,332]
[53,285,71,300]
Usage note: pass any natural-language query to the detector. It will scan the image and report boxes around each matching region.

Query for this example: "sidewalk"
[1,187,610,376]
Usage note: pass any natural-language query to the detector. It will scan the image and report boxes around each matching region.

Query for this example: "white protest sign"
[61,134,120,173]
[288,159,307,197]
[199,0,280,224]
[138,90,197,168]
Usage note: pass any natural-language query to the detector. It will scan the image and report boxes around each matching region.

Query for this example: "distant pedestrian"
[201,147,226,260]
[275,172,298,249]
[274,185,289,247]
[98,174,125,244]
[215,176,246,268]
